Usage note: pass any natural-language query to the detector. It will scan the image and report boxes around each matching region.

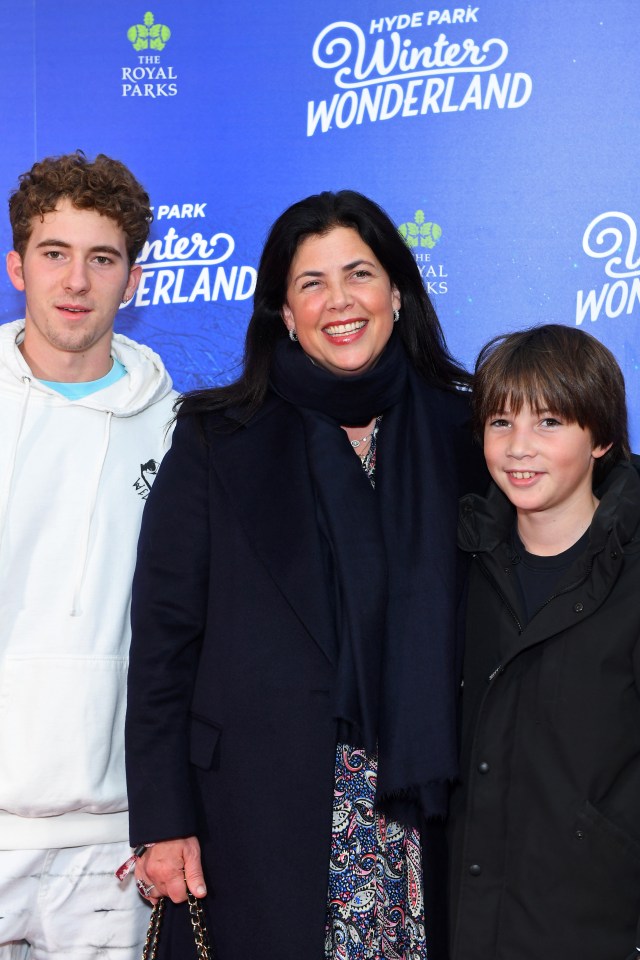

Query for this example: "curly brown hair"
[9,151,152,264]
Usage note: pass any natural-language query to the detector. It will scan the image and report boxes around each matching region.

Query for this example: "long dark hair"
[179,190,468,421]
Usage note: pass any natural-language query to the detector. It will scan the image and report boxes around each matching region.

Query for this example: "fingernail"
[196,885,206,896]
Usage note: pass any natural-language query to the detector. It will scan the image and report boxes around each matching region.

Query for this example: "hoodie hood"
[0,319,174,416]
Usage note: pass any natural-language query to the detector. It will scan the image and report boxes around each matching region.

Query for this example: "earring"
[121,296,130,305]
[289,328,298,342]
[393,309,400,323]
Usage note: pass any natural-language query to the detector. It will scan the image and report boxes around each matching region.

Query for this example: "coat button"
[478,762,490,774]
[573,602,584,613]
[469,864,482,876]
[575,830,584,840]
[610,551,618,560]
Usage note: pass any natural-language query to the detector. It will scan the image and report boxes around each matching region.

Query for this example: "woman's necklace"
[358,416,382,472]
[349,430,374,449]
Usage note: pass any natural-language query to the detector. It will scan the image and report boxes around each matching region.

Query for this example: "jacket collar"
[459,460,640,657]
[458,481,513,554]
[459,459,640,558]
[590,457,640,551]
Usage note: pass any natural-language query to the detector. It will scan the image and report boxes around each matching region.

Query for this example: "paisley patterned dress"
[324,421,428,960]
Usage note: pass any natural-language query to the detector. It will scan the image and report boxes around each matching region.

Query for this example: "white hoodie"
[0,320,177,849]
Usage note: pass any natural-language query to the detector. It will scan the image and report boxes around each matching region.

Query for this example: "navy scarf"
[270,333,459,823]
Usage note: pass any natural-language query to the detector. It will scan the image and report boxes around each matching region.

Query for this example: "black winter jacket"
[449,459,640,960]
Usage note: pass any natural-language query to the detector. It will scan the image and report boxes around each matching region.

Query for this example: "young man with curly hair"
[0,152,176,958]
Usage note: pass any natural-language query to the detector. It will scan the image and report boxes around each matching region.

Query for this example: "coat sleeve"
[125,414,211,845]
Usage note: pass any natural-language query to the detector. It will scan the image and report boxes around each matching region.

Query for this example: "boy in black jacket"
[450,324,640,960]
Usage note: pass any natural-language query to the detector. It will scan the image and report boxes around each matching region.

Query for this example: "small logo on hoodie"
[133,459,160,500]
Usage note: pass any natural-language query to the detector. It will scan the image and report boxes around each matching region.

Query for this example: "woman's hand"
[135,836,206,904]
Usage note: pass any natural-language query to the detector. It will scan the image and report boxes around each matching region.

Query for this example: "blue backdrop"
[1,1,637,443]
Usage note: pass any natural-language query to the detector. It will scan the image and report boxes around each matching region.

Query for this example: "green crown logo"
[127,12,171,52]
[398,209,442,249]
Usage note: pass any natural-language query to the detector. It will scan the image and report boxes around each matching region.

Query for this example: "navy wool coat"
[126,389,483,960]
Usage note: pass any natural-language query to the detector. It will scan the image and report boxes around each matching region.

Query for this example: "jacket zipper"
[473,555,522,682]
[530,555,595,615]
[475,549,600,682]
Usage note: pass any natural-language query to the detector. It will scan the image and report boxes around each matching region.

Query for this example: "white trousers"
[0,841,150,959]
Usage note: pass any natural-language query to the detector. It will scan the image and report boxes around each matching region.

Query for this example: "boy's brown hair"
[9,151,152,264]
[473,324,630,486]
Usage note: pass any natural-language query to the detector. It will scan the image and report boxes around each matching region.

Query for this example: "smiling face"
[483,402,611,527]
[281,225,400,377]
[6,198,141,380]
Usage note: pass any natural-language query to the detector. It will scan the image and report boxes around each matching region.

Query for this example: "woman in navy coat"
[125,190,485,959]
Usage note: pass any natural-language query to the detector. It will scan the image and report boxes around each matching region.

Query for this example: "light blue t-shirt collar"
[39,357,127,400]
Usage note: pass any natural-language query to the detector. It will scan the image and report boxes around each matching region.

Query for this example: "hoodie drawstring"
[0,376,32,546]
[70,411,113,616]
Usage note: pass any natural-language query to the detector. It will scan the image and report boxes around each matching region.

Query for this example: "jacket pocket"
[189,714,222,771]
[578,799,640,867]
[564,800,640,952]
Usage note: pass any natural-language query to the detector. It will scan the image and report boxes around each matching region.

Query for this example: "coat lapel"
[211,398,338,666]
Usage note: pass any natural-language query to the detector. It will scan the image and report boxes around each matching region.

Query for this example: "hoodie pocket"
[0,656,128,817]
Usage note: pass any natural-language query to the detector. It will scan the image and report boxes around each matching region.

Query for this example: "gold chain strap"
[140,891,213,960]
[141,897,165,960]
[186,890,213,959]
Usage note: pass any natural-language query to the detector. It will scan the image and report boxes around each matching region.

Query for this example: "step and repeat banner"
[0,1,637,443]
